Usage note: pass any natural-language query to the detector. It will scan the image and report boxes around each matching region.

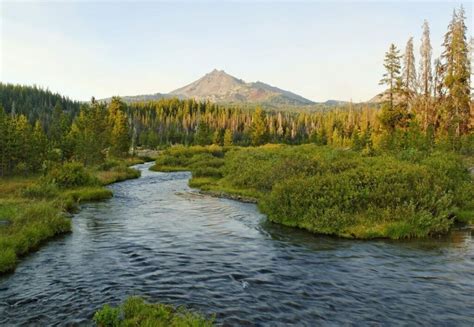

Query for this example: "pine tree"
[69,103,109,165]
[250,107,268,146]
[433,57,445,100]
[223,129,233,146]
[402,37,417,97]
[380,44,402,110]
[212,129,222,145]
[419,20,432,97]
[110,109,130,157]
[30,120,48,172]
[442,6,471,136]
[195,121,211,146]
[107,98,131,157]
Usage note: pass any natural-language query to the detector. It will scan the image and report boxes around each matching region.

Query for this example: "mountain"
[106,69,317,108]
[169,69,315,107]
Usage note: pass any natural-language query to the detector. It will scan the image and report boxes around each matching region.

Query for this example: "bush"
[98,160,121,171]
[93,304,120,327]
[260,153,467,238]
[46,162,98,188]
[94,296,214,327]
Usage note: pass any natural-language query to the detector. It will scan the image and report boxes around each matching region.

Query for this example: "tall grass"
[0,201,71,274]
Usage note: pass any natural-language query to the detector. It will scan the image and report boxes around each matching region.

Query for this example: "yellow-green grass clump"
[93,296,214,327]
[0,200,71,274]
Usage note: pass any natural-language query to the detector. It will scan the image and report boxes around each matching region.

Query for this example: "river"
[1,163,473,326]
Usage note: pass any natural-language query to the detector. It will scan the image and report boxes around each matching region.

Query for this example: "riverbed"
[1,163,473,326]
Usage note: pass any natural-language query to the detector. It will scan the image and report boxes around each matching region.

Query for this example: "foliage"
[380,43,402,110]
[0,157,140,274]
[93,296,214,327]
[46,162,98,188]
[153,145,473,239]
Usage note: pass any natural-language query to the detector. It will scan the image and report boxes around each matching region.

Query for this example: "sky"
[0,1,472,102]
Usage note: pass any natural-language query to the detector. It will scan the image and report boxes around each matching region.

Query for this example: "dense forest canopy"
[0,83,81,128]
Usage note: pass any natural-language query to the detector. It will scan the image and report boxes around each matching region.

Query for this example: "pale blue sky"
[1,1,471,102]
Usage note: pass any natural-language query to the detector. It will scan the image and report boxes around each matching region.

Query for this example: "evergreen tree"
[419,20,433,97]
[69,102,109,165]
[108,98,131,157]
[110,109,130,157]
[250,107,267,146]
[402,37,417,96]
[442,6,471,136]
[380,44,402,110]
[30,121,48,172]
[223,129,233,146]
[195,122,212,146]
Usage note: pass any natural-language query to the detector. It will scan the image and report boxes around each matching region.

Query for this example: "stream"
[1,163,473,326]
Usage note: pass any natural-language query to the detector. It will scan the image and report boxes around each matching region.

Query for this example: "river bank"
[1,163,472,325]
[150,144,474,239]
[0,157,144,274]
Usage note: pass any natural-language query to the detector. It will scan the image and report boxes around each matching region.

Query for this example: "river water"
[1,163,473,326]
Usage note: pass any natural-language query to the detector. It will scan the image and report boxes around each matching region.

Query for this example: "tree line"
[0,97,130,176]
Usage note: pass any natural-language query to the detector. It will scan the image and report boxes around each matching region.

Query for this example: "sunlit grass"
[0,157,142,274]
[94,296,214,327]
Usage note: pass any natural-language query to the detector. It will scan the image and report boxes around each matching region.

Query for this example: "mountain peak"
[107,71,316,108]
[170,70,314,107]
[209,68,225,74]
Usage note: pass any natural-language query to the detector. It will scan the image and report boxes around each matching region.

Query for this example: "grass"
[0,199,71,274]
[95,166,141,185]
[94,296,214,327]
[151,145,474,240]
[0,157,142,274]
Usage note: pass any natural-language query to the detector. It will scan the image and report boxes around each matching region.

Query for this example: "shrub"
[98,160,121,171]
[260,154,463,238]
[93,304,120,327]
[47,162,98,188]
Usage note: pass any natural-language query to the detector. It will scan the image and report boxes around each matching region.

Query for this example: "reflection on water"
[0,163,473,326]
